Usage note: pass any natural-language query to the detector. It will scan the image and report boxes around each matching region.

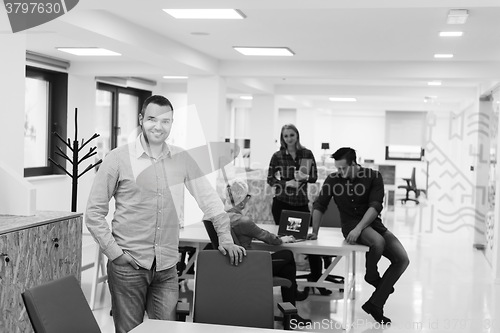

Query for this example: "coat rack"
[49,108,102,212]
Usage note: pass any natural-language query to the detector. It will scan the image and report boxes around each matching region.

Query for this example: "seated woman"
[224,179,311,325]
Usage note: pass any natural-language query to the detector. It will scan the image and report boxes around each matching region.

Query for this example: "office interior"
[1,1,500,332]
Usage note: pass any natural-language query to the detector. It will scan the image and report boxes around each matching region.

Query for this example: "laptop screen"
[277,210,311,240]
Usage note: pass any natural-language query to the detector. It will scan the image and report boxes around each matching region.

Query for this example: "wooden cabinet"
[0,212,82,333]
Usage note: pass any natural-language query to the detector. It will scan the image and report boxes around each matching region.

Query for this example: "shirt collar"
[134,133,171,160]
[283,147,302,156]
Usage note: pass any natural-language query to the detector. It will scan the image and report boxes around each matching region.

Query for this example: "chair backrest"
[22,275,101,333]
[320,197,342,228]
[410,167,417,188]
[193,250,275,328]
[202,220,241,248]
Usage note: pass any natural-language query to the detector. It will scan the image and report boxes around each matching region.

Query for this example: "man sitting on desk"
[308,147,409,325]
[224,179,311,325]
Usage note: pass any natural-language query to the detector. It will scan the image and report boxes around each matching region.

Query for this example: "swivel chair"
[398,167,425,204]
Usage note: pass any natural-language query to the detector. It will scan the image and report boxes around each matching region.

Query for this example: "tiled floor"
[81,196,500,333]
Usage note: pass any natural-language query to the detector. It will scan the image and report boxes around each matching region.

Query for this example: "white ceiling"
[3,0,500,112]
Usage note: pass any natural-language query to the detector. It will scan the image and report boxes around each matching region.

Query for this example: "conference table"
[178,222,369,330]
[130,319,315,333]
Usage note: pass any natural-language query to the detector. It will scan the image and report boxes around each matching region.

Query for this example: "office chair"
[398,167,425,204]
[202,220,292,289]
[22,275,102,333]
[192,250,296,329]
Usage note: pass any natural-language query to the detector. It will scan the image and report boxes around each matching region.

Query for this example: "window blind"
[385,111,427,146]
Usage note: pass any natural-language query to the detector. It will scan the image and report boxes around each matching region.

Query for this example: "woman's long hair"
[279,124,305,151]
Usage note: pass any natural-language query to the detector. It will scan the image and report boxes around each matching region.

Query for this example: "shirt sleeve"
[267,153,287,189]
[368,171,384,213]
[85,152,123,261]
[313,177,334,213]
[234,220,282,246]
[306,150,318,184]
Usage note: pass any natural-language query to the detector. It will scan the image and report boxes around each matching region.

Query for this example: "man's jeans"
[107,261,179,333]
[358,227,410,308]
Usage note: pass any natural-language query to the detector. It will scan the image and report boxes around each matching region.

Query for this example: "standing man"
[86,95,246,333]
[308,147,409,325]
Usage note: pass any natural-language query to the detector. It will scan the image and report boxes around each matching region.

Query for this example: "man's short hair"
[331,147,357,165]
[140,95,174,115]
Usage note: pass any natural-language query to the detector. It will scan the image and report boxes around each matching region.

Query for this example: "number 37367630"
[4,2,63,14]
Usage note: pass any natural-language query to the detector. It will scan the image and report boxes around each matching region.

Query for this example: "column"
[0,34,26,174]
[184,76,227,225]
[187,76,227,144]
[249,94,277,170]
[491,93,500,283]
[473,99,491,250]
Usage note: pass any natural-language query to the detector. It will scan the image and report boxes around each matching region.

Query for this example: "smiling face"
[282,128,298,149]
[139,103,173,146]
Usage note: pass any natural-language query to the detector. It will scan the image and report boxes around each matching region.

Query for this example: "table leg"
[342,252,350,330]
[352,251,356,300]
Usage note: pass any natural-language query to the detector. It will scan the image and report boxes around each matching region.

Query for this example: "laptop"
[277,210,311,242]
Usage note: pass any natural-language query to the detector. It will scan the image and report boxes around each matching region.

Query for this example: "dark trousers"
[271,198,323,282]
[271,249,298,305]
[357,227,410,308]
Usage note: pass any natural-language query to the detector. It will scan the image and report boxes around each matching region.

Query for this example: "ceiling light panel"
[434,54,454,58]
[439,31,463,37]
[163,9,245,19]
[428,81,442,86]
[57,47,121,56]
[163,76,188,79]
[329,97,357,102]
[233,47,294,56]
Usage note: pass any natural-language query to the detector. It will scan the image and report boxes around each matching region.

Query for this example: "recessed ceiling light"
[163,76,188,79]
[57,47,121,56]
[329,97,357,102]
[240,96,253,100]
[447,9,469,24]
[434,54,454,58]
[428,81,442,86]
[233,47,294,56]
[191,32,210,36]
[424,96,438,103]
[163,9,245,19]
[439,31,463,37]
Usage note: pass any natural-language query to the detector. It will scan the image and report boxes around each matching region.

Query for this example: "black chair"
[202,220,292,289]
[398,167,425,204]
[22,275,102,333]
[191,250,296,329]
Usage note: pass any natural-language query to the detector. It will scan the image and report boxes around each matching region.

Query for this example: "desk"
[130,319,313,333]
[179,223,368,330]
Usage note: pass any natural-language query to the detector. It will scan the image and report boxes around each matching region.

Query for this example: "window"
[385,111,427,161]
[385,145,425,161]
[24,66,68,177]
[95,83,151,159]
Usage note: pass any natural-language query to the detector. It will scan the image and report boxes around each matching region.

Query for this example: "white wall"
[297,108,386,167]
